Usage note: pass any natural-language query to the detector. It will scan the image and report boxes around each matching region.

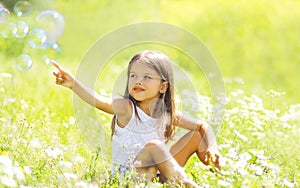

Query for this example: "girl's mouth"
[133,86,145,92]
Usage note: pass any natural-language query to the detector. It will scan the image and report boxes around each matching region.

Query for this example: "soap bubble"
[16,54,32,72]
[43,42,62,64]
[13,21,29,38]
[0,7,10,22]
[28,28,47,48]
[13,1,33,17]
[0,22,16,38]
[36,10,64,42]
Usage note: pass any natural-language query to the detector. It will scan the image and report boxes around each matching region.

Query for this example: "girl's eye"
[144,75,152,80]
[130,74,136,78]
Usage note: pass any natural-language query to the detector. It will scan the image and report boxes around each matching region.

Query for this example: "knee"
[144,139,170,159]
[145,139,164,147]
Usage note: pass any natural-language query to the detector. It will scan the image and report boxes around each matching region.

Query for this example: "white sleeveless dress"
[111,103,166,174]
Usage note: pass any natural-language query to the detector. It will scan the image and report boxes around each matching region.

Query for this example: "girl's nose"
[135,76,144,84]
[135,79,142,85]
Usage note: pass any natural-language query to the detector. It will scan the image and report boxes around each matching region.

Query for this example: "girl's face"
[128,62,167,104]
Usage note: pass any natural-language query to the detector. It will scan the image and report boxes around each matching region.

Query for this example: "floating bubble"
[13,1,33,17]
[0,22,16,38]
[43,42,62,64]
[0,7,10,22]
[28,28,47,48]
[12,21,29,38]
[36,10,64,42]
[16,54,32,72]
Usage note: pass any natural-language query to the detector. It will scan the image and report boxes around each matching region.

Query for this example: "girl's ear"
[160,82,169,94]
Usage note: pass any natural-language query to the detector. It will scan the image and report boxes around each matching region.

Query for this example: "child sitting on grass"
[52,50,220,187]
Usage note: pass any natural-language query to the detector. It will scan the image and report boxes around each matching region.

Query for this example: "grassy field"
[1,0,299,187]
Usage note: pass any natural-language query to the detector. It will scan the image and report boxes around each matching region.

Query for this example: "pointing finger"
[51,60,63,71]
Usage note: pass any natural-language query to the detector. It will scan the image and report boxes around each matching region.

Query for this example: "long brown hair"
[111,50,176,143]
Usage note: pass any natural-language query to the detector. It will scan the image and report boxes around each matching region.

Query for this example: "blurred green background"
[1,0,299,105]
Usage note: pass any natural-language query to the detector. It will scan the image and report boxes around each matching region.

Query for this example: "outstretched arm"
[52,61,130,116]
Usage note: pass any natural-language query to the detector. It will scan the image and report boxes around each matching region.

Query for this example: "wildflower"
[233,157,248,176]
[9,98,16,103]
[233,77,245,84]
[20,185,32,188]
[74,156,85,163]
[20,100,29,110]
[200,183,210,188]
[250,150,268,160]
[63,172,78,180]
[230,89,244,97]
[75,180,89,187]
[0,155,13,177]
[252,132,265,138]
[239,152,252,162]
[0,118,7,122]
[75,180,98,188]
[260,159,273,168]
[0,73,12,78]
[13,166,25,180]
[0,176,16,187]
[45,147,63,159]
[0,150,8,156]
[218,179,230,187]
[218,156,228,168]
[29,138,41,149]
[242,179,252,187]
[250,164,264,176]
[267,89,285,97]
[282,178,294,188]
[145,182,163,188]
[23,166,31,174]
[233,130,248,142]
[69,116,76,124]
[59,161,73,168]
[227,148,238,159]
[135,182,146,188]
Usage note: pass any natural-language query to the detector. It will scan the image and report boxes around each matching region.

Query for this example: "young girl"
[52,50,220,187]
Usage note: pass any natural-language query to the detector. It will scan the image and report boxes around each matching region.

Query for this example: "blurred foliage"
[1,0,300,103]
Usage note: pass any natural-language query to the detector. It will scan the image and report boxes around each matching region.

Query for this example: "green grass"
[1,0,300,187]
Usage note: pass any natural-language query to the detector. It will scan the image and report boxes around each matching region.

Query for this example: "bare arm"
[174,112,217,146]
[174,111,220,168]
[52,61,131,116]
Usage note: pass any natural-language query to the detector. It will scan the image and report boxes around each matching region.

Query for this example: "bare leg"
[158,131,208,183]
[170,131,208,166]
[159,131,211,184]
[134,140,199,187]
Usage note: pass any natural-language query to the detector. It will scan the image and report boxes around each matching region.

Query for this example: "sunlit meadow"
[1,0,300,187]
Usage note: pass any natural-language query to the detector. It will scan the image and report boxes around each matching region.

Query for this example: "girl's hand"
[199,144,221,170]
[52,61,75,89]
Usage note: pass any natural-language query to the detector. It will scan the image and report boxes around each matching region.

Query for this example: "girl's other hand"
[199,145,221,170]
[51,60,75,89]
